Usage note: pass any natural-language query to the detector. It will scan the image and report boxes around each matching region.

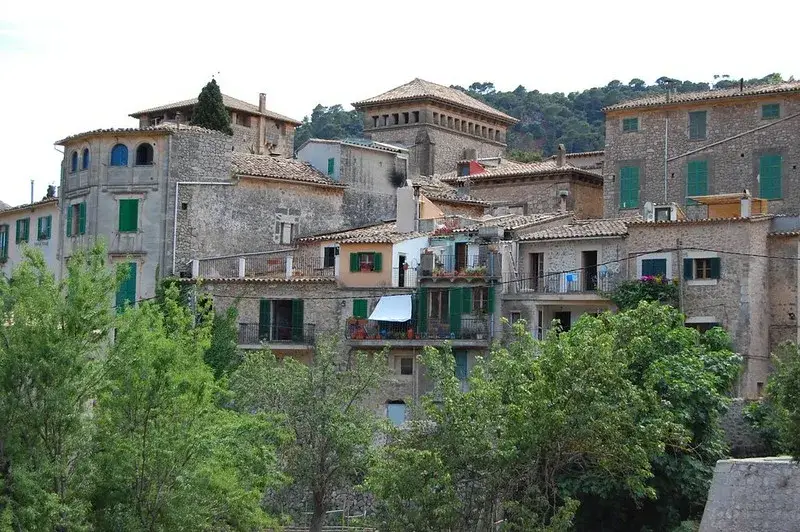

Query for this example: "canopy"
[368,295,412,322]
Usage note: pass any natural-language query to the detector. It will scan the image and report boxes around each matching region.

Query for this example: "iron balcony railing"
[391,266,417,288]
[518,271,617,294]
[238,323,316,345]
[418,252,500,279]
[196,253,334,280]
[345,317,490,341]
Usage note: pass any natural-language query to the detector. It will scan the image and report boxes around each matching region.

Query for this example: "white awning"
[368,295,412,322]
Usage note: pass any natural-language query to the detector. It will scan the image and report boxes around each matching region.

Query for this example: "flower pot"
[406,328,414,339]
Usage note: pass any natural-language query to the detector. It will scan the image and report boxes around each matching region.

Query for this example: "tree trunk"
[309,490,326,532]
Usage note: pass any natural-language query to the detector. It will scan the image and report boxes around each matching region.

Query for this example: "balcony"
[345,317,490,347]
[513,271,618,300]
[193,253,334,280]
[418,252,500,280]
[391,266,417,288]
[238,323,316,348]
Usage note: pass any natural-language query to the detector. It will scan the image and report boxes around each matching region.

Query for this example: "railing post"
[190,259,199,278]
[238,257,246,278]
[285,255,293,279]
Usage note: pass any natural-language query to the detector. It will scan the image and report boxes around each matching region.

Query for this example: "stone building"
[603,81,800,218]
[130,92,301,157]
[353,78,518,177]
[0,196,60,278]
[548,149,604,175]
[437,149,604,219]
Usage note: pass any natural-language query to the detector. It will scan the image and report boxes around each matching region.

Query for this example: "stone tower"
[352,78,518,177]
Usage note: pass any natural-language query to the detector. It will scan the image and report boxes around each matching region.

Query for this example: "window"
[110,144,128,166]
[81,148,90,170]
[429,289,449,320]
[115,262,137,311]
[412,111,420,123]
[118,199,139,233]
[471,287,489,312]
[372,115,379,127]
[622,117,639,132]
[259,298,305,342]
[641,258,667,277]
[387,402,406,426]
[454,351,468,380]
[536,310,544,339]
[279,222,294,245]
[327,157,335,176]
[619,166,640,209]
[433,112,439,125]
[70,151,78,173]
[391,113,399,125]
[135,144,154,166]
[402,112,409,124]
[510,311,522,325]
[687,321,719,334]
[689,111,707,140]
[66,202,87,236]
[15,218,30,244]
[353,299,368,319]
[400,357,413,375]
[37,215,52,241]
[762,103,780,120]
[382,114,389,126]
[323,246,336,268]
[349,252,382,272]
[759,154,782,199]
[684,257,721,280]
[0,225,8,259]
[687,160,709,200]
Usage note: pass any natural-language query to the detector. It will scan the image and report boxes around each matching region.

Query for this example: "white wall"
[0,201,61,279]
[392,236,429,286]
[297,142,340,181]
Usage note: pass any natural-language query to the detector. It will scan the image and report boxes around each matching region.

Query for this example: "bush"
[607,276,679,310]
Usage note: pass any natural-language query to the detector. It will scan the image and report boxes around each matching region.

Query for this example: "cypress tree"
[190,79,233,135]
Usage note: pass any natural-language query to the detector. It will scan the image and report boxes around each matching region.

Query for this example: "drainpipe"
[664,112,669,203]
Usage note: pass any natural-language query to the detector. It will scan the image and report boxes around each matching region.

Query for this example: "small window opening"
[400,357,413,375]
[135,144,154,166]
[181,202,188,211]
[402,112,409,124]
[412,111,420,123]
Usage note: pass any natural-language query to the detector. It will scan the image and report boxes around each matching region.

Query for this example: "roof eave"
[236,173,347,189]
[352,95,519,125]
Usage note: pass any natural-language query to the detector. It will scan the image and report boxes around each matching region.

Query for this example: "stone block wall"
[467,176,602,219]
[767,235,800,353]
[721,399,770,458]
[700,457,800,532]
[604,93,800,218]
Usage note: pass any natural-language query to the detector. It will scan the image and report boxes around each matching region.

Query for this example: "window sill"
[134,164,155,167]
[688,137,707,142]
[687,279,718,286]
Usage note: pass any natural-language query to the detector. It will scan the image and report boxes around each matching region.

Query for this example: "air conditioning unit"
[654,204,678,222]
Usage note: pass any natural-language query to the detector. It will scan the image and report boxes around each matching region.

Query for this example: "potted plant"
[406,327,414,339]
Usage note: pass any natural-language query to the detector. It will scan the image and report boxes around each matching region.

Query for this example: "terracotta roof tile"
[130,93,302,125]
[438,159,602,184]
[353,78,518,123]
[180,277,335,284]
[55,123,221,145]
[232,153,345,187]
[298,221,427,244]
[628,215,774,226]
[412,175,488,206]
[519,217,637,241]
[604,82,800,112]
[298,138,407,154]
[0,197,59,216]
[769,231,800,237]
[454,212,572,233]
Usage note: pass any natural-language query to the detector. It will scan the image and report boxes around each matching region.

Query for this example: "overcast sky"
[1,0,797,206]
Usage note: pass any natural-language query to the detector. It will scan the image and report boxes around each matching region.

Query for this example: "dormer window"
[110,144,128,167]
[135,144,154,166]
[81,148,90,170]
[70,151,78,173]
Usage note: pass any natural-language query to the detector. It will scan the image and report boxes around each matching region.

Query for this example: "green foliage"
[505,148,543,163]
[230,337,387,531]
[205,306,241,378]
[293,104,364,152]
[755,342,800,459]
[191,79,233,135]
[607,275,679,310]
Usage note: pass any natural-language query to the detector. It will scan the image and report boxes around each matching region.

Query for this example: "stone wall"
[340,144,403,227]
[767,235,800,353]
[604,93,800,218]
[466,176,602,219]
[721,399,770,458]
[700,457,800,531]
[231,118,295,156]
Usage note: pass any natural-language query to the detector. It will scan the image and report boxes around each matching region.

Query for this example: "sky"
[1,0,797,206]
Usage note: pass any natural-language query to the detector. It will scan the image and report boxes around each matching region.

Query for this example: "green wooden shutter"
[349,252,359,272]
[0,225,8,258]
[683,258,694,280]
[462,287,473,313]
[619,166,640,209]
[762,104,780,119]
[45,216,52,240]
[115,262,137,311]
[66,206,73,237]
[641,259,667,277]
[759,154,782,200]
[353,299,368,319]
[689,111,706,139]
[417,287,428,336]
[118,199,139,232]
[327,157,335,175]
[258,299,271,340]
[37,217,43,241]
[487,285,495,313]
[709,257,721,279]
[15,220,21,244]
[687,160,708,199]
[78,202,87,235]
[454,351,468,380]
[291,299,304,342]
[373,252,382,272]
[449,288,463,337]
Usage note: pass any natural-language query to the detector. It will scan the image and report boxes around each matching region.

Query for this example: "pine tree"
[190,79,233,135]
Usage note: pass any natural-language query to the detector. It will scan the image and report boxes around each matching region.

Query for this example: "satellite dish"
[643,201,655,222]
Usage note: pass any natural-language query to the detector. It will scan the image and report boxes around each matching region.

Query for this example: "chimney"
[739,78,744,93]
[259,93,266,113]
[395,182,417,233]
[740,189,752,218]
[556,144,566,167]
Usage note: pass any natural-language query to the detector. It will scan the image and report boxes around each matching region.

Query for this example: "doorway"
[582,250,598,291]
[398,255,406,287]
[530,253,544,291]
[455,242,468,271]
[553,311,572,332]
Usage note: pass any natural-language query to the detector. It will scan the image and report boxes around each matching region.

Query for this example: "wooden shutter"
[683,258,694,280]
[327,157,335,175]
[641,259,666,277]
[689,111,706,139]
[118,199,138,232]
[759,154,782,200]
[349,252,359,272]
[258,299,271,340]
[462,287,473,313]
[449,287,463,337]
[619,166,640,209]
[454,351,468,380]
[37,217,43,241]
[45,216,52,239]
[687,160,708,199]
[291,299,304,342]
[66,206,73,237]
[0,225,8,258]
[353,299,368,319]
[78,202,87,235]
[416,287,428,335]
[15,220,21,243]
[762,104,780,119]
[709,257,721,279]
[373,252,383,272]
[115,262,137,311]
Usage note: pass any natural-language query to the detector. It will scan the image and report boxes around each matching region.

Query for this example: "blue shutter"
[82,148,90,170]
[110,144,128,167]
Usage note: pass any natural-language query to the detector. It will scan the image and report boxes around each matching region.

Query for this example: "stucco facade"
[0,198,60,278]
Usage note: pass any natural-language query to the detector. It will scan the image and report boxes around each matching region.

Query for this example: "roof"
[55,123,221,145]
[297,138,408,154]
[604,81,800,112]
[130,93,302,125]
[687,193,764,205]
[453,212,572,233]
[769,230,800,238]
[180,277,335,284]
[0,200,9,211]
[352,78,518,124]
[0,197,58,216]
[298,221,427,244]
[628,214,774,227]
[232,153,346,188]
[438,159,602,184]
[412,175,488,206]
[519,217,636,241]
[550,150,605,158]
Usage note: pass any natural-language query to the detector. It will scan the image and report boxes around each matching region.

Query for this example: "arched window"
[81,148,90,170]
[70,151,78,173]
[110,144,128,167]
[135,144,154,166]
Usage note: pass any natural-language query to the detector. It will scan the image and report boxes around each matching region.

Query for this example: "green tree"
[607,276,679,310]
[0,245,120,530]
[205,306,241,379]
[190,79,233,135]
[505,149,543,163]
[754,342,800,458]
[230,337,387,532]
[293,104,363,152]
[89,287,280,531]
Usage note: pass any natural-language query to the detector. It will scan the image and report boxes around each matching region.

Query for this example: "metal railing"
[195,253,335,280]
[419,252,500,278]
[345,317,490,341]
[518,271,617,293]
[391,267,417,288]
[238,323,316,345]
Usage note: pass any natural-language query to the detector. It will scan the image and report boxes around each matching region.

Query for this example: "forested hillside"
[294,73,788,158]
